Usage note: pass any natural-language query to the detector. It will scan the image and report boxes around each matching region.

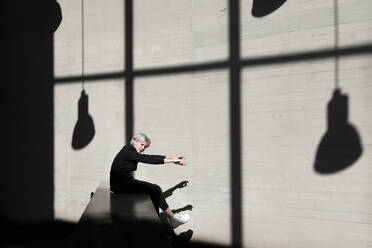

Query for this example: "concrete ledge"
[67,181,171,248]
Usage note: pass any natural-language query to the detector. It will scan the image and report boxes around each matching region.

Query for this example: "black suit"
[110,145,169,212]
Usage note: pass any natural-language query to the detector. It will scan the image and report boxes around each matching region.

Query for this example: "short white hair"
[130,133,151,147]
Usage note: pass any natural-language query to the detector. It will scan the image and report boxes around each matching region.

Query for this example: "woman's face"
[133,141,148,153]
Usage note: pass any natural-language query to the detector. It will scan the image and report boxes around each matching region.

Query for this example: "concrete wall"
[54,0,125,221]
[54,0,372,247]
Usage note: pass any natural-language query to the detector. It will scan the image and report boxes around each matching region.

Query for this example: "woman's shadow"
[159,181,194,246]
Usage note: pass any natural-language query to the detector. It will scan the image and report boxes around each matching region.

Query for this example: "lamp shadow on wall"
[314,89,363,174]
[71,89,96,149]
[251,0,287,17]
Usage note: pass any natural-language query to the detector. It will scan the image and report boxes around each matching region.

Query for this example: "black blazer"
[110,145,165,176]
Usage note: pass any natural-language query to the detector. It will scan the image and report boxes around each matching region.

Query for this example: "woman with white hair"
[110,133,190,228]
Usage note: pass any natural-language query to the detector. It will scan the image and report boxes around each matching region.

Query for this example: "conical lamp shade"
[72,90,95,149]
[314,89,362,174]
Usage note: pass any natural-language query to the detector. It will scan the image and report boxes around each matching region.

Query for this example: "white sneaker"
[170,213,190,229]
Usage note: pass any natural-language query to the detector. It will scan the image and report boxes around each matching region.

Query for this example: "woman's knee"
[147,184,162,197]
[134,180,163,196]
[153,184,163,195]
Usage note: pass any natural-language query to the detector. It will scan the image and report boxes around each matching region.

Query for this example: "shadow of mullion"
[124,0,134,143]
[54,42,372,85]
[229,0,242,247]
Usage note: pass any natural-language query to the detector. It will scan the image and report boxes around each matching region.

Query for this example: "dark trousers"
[110,172,169,213]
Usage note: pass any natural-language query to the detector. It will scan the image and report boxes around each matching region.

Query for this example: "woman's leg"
[124,179,170,213]
[111,176,190,228]
[164,208,174,218]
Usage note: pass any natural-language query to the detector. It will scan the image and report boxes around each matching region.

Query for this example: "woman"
[110,133,190,228]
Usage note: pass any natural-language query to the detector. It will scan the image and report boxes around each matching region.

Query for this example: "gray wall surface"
[54,0,372,247]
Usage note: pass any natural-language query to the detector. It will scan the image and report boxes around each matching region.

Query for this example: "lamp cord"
[81,0,85,91]
[334,0,339,90]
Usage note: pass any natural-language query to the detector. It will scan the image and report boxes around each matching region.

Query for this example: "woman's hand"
[175,159,187,166]
[170,156,184,160]
[164,156,187,166]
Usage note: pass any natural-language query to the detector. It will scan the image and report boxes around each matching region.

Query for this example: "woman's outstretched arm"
[164,156,187,166]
